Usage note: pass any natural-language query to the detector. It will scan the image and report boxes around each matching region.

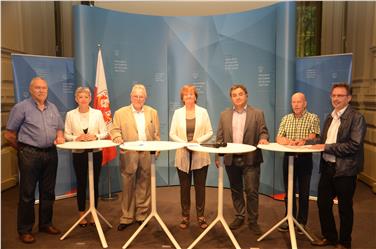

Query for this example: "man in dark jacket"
[310,83,367,249]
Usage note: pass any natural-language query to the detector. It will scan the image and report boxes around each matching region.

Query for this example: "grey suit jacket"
[216,105,269,166]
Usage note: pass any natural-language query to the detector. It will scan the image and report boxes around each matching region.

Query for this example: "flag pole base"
[101,193,119,201]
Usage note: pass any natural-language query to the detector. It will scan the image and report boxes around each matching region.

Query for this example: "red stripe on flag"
[94,48,117,166]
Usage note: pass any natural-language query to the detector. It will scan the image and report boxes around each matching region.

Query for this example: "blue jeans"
[17,144,58,234]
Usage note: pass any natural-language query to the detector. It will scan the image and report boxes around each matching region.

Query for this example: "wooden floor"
[2,181,376,249]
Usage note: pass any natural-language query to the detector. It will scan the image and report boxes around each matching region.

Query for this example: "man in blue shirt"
[5,77,65,244]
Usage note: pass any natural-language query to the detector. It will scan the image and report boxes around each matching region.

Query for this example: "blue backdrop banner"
[73,2,296,197]
[11,54,77,199]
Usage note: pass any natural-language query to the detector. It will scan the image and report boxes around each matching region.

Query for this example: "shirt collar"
[30,97,48,109]
[232,104,247,113]
[331,105,348,119]
[131,104,144,113]
[294,110,307,118]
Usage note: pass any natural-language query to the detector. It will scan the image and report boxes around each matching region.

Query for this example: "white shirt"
[323,105,348,163]
[131,104,146,141]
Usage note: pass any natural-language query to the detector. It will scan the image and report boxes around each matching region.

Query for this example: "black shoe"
[278,221,289,232]
[248,223,262,235]
[117,223,132,231]
[229,218,244,230]
[136,220,147,227]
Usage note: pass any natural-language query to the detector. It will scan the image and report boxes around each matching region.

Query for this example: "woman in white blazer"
[64,87,107,227]
[169,84,213,229]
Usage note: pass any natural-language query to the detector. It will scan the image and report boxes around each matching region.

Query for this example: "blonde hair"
[75,86,91,98]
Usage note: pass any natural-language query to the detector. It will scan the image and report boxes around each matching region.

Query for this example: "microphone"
[200,142,227,148]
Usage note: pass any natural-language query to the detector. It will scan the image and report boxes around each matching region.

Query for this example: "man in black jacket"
[310,83,367,249]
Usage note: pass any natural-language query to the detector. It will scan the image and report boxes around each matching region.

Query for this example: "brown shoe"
[39,226,61,235]
[197,217,208,229]
[311,238,336,246]
[19,233,35,244]
[179,217,189,229]
[335,244,351,249]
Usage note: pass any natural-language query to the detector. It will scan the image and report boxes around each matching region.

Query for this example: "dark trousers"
[283,153,313,225]
[177,163,208,218]
[225,163,260,224]
[72,151,102,211]
[17,144,58,235]
[317,163,357,248]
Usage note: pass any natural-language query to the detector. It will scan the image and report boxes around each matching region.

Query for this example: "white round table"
[57,140,118,248]
[186,143,256,249]
[119,141,185,249]
[257,143,323,249]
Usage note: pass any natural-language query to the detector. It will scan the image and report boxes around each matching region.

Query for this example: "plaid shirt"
[277,110,320,140]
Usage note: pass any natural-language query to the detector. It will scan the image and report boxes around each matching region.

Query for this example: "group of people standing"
[5,77,366,249]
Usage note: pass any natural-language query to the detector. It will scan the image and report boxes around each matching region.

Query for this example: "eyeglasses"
[34,86,48,92]
[132,95,145,100]
[331,94,348,98]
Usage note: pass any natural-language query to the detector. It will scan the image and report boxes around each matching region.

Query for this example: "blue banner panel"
[296,53,352,196]
[11,54,77,199]
[73,2,296,197]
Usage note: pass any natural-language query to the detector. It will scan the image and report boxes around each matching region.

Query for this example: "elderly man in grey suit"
[110,83,160,231]
[215,84,269,235]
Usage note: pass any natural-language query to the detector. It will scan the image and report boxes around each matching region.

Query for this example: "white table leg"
[188,156,241,249]
[257,155,313,248]
[122,152,181,249]
[60,151,111,248]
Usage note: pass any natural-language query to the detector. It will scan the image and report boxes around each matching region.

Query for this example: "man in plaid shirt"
[276,92,320,233]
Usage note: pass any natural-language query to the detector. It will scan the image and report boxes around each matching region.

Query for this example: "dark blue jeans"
[17,144,58,235]
[283,153,313,225]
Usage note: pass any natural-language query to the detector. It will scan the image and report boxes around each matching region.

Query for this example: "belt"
[18,142,56,152]
[324,160,336,167]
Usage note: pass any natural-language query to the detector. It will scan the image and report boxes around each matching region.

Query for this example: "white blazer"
[64,107,108,152]
[169,105,213,172]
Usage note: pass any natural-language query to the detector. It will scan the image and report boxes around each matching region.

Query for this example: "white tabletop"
[120,141,186,152]
[56,140,118,150]
[257,142,324,153]
[187,143,256,154]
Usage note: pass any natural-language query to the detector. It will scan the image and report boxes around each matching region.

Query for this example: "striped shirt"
[232,105,247,143]
[277,110,320,140]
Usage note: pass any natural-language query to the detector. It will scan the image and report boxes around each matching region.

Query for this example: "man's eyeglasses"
[331,94,348,98]
[132,95,145,100]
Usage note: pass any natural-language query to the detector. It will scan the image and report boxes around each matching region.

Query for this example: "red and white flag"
[94,48,117,165]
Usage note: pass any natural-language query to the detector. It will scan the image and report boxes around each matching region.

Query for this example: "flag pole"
[94,44,119,201]
[101,166,118,201]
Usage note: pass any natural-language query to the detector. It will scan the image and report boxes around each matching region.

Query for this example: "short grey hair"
[29,76,47,88]
[130,83,148,98]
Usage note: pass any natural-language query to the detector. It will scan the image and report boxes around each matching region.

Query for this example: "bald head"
[291,92,307,117]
